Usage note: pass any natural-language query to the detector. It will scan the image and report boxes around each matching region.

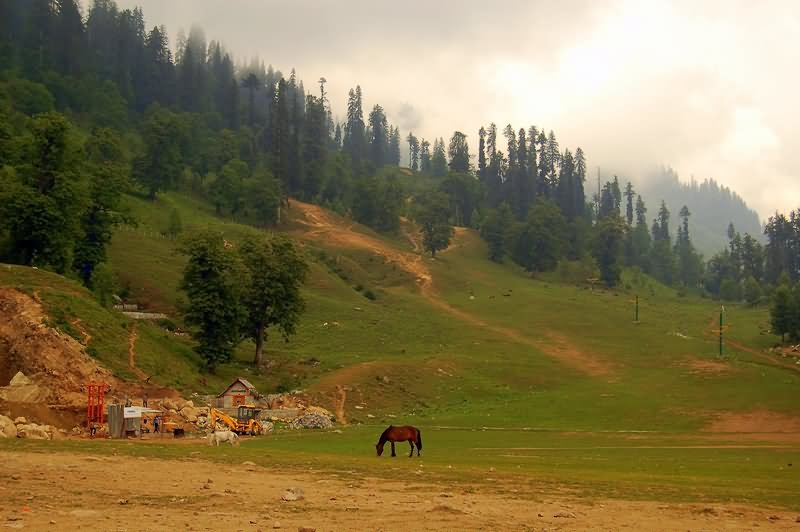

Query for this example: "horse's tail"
[416,429,422,451]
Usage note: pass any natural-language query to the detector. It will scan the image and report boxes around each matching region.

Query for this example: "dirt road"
[1,450,797,531]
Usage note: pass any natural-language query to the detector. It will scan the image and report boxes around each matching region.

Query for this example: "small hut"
[215,377,260,408]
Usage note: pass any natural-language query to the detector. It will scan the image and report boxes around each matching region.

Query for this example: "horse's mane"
[379,425,394,441]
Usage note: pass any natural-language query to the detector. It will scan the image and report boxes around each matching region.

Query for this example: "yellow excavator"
[209,405,264,435]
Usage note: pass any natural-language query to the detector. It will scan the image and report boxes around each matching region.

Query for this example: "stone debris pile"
[290,412,334,429]
[0,414,66,440]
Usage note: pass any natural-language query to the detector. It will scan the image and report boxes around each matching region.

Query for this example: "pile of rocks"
[159,398,208,423]
[290,412,334,430]
[0,415,64,440]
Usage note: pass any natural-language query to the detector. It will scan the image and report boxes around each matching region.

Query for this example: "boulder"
[282,487,304,501]
[9,371,32,386]
[262,421,275,434]
[0,415,17,439]
[17,423,51,440]
[162,399,179,411]
[14,417,28,425]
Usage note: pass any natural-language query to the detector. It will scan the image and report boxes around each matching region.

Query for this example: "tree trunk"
[254,323,265,366]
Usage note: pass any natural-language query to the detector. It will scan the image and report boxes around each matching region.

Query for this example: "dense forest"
[1,0,800,353]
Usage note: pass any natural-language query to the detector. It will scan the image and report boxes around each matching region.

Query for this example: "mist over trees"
[640,167,762,257]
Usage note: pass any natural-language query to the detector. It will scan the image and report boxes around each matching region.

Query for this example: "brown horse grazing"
[376,425,422,457]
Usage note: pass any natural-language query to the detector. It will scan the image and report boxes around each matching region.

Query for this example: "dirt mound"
[0,287,121,411]
[704,410,800,433]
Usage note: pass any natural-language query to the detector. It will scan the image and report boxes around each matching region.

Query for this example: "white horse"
[208,429,239,447]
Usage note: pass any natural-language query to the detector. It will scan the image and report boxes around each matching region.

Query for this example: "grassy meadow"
[2,191,799,509]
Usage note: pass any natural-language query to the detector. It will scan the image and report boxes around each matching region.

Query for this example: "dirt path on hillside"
[704,316,799,373]
[294,201,432,289]
[127,324,148,381]
[69,318,92,345]
[1,450,797,531]
[294,201,613,378]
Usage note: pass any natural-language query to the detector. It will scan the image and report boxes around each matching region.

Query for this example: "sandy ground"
[1,451,798,531]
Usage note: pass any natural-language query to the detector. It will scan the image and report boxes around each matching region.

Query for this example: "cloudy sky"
[108,0,799,218]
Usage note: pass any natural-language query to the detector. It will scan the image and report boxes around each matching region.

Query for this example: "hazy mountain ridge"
[638,167,763,257]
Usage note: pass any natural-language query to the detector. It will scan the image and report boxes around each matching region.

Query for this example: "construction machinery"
[209,405,264,435]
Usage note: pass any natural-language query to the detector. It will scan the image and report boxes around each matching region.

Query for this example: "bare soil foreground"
[2,451,799,531]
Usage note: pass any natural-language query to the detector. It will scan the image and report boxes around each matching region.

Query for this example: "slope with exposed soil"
[0,287,118,406]
[0,286,176,427]
[293,200,613,377]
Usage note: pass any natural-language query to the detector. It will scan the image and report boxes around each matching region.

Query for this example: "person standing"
[142,392,148,408]
[153,415,161,433]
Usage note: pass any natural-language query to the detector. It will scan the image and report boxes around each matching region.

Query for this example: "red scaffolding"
[86,382,110,434]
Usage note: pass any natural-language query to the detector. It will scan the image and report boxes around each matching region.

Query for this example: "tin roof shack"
[215,378,260,408]
[108,405,162,438]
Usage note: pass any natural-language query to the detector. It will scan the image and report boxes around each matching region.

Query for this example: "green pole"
[635,295,639,322]
[719,307,724,358]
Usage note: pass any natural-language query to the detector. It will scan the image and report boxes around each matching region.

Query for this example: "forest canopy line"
[0,0,798,320]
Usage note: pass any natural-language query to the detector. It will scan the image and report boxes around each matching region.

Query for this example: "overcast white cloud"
[104,0,800,218]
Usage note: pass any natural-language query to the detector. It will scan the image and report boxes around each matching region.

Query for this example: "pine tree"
[503,125,520,216]
[556,149,575,218]
[54,0,85,75]
[477,127,487,182]
[573,147,586,218]
[675,205,702,288]
[407,132,419,172]
[419,139,431,174]
[302,94,327,199]
[343,85,365,173]
[649,200,675,285]
[388,126,401,166]
[486,123,502,205]
[624,182,635,226]
[448,131,470,173]
[632,194,651,270]
[368,104,388,168]
[431,137,447,177]
[270,78,291,190]
[545,130,560,191]
[536,130,549,197]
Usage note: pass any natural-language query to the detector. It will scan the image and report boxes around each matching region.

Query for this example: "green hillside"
[5,191,792,432]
